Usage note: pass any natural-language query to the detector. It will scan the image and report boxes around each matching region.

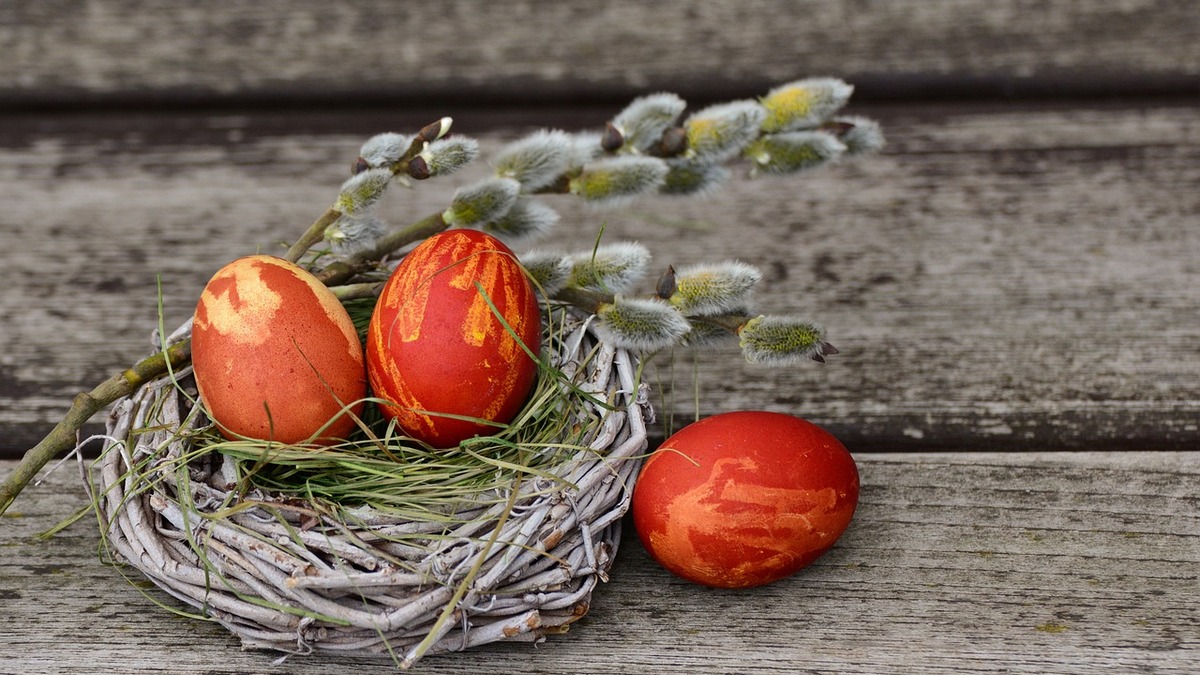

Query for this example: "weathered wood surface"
[3,0,1199,108]
[2,100,1198,456]
[3,3,1197,673]
[3,452,1196,674]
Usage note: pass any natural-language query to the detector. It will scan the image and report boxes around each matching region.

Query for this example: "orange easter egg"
[191,255,366,444]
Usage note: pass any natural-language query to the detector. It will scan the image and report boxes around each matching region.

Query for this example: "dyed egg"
[191,255,366,444]
[367,229,541,448]
[632,411,859,588]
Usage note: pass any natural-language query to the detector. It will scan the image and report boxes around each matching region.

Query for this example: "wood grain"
[2,0,1199,108]
[3,6,1195,673]
[2,100,1198,456]
[3,452,1196,674]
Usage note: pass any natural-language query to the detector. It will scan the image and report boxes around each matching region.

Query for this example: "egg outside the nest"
[191,255,366,445]
[366,229,542,448]
[632,411,860,589]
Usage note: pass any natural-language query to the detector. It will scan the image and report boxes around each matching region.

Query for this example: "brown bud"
[657,126,688,157]
[407,155,431,180]
[417,119,446,144]
[351,156,371,174]
[656,265,678,299]
[601,122,625,152]
[535,173,573,194]
[821,121,856,138]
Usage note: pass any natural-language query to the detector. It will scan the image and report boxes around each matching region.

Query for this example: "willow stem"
[316,212,447,286]
[694,313,752,333]
[284,208,342,263]
[371,212,448,262]
[330,282,382,301]
[0,340,193,516]
[550,286,614,314]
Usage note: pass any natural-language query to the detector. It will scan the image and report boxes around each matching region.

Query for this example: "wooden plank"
[2,452,1196,674]
[2,1,1199,107]
[2,100,1198,456]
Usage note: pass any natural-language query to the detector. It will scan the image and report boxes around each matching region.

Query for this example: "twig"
[315,212,447,287]
[284,208,342,263]
[0,339,192,516]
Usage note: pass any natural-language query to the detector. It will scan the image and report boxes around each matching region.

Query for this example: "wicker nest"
[92,308,649,667]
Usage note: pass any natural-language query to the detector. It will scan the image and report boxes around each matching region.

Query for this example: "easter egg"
[632,411,859,588]
[191,255,366,444]
[366,229,541,448]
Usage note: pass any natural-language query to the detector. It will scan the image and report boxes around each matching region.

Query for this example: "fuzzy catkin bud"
[684,100,767,164]
[492,130,574,192]
[738,315,829,365]
[483,198,560,248]
[569,156,669,207]
[442,177,521,227]
[612,92,688,153]
[335,168,392,215]
[669,261,763,316]
[324,215,386,257]
[568,132,606,170]
[760,78,854,132]
[661,159,730,196]
[595,296,691,353]
[744,131,846,175]
[566,241,651,293]
[832,116,886,156]
[421,136,479,177]
[519,249,572,296]
[358,133,413,170]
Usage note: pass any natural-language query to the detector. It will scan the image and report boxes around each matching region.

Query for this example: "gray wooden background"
[3,0,1198,457]
[1,2,1198,673]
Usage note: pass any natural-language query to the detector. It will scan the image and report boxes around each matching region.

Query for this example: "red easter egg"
[366,229,541,448]
[191,255,366,444]
[632,411,859,588]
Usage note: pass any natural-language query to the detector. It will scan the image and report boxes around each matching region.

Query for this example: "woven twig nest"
[92,306,649,666]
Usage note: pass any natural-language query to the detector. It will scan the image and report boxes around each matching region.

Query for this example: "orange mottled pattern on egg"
[366,229,541,448]
[632,411,860,588]
[191,255,365,444]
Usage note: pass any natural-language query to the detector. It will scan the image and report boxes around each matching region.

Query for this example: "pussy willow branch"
[553,286,752,332]
[286,118,447,265]
[316,212,447,287]
[0,112,762,514]
[283,208,342,263]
